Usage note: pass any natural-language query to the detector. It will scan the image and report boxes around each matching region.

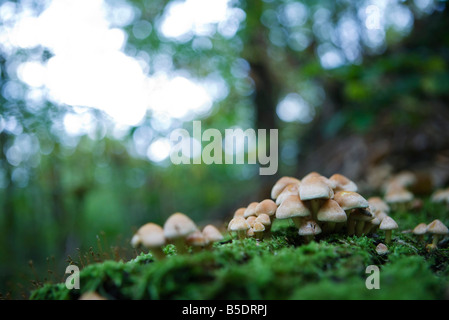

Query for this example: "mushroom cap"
[163,213,198,240]
[427,219,449,235]
[186,230,208,246]
[253,221,266,233]
[368,197,390,214]
[233,207,246,218]
[202,225,224,243]
[246,216,257,228]
[79,292,107,300]
[133,223,166,248]
[228,216,250,232]
[271,176,301,200]
[244,202,259,218]
[350,208,375,222]
[375,243,389,255]
[298,219,322,236]
[329,174,358,192]
[384,183,414,203]
[390,171,416,188]
[316,200,347,223]
[369,217,381,226]
[255,213,271,226]
[276,195,311,220]
[374,210,388,222]
[412,223,428,235]
[379,216,398,231]
[431,188,449,203]
[276,184,300,205]
[247,227,255,237]
[299,176,334,201]
[255,199,277,217]
[334,191,369,211]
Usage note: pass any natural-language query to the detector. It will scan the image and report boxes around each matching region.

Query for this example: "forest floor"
[30,199,449,300]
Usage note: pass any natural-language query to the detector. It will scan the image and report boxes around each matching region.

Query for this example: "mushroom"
[384,183,414,211]
[316,199,347,234]
[271,176,301,200]
[252,221,266,241]
[255,213,272,238]
[276,184,300,205]
[228,216,250,240]
[427,219,449,250]
[368,197,390,214]
[379,216,398,244]
[275,195,311,228]
[255,199,277,224]
[329,173,358,192]
[375,243,389,255]
[412,223,427,244]
[131,222,166,260]
[299,175,334,218]
[350,208,375,236]
[431,188,449,206]
[163,213,198,254]
[243,202,259,218]
[79,291,107,300]
[333,191,369,236]
[202,225,224,249]
[298,219,322,244]
[363,216,381,235]
[186,230,208,252]
[233,207,246,218]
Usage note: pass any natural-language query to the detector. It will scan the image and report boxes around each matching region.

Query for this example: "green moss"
[30,202,449,300]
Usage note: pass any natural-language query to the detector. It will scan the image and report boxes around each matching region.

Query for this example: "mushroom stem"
[355,221,365,236]
[303,235,314,244]
[151,247,166,260]
[310,199,321,220]
[237,230,246,240]
[322,222,336,234]
[363,222,374,235]
[385,230,392,244]
[173,237,188,254]
[431,234,440,249]
[347,216,356,236]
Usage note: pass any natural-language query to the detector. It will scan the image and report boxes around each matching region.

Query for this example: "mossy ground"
[30,199,449,300]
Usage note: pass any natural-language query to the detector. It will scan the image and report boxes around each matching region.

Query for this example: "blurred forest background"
[1,0,449,297]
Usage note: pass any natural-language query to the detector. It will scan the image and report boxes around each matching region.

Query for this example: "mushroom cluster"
[412,219,449,250]
[383,171,416,211]
[131,212,223,258]
[228,172,399,245]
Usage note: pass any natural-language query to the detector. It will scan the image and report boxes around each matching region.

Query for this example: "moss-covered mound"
[30,200,449,300]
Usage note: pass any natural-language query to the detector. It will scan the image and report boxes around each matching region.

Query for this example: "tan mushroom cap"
[298,219,322,236]
[163,213,198,240]
[255,213,271,227]
[244,202,259,218]
[412,223,428,236]
[253,221,266,233]
[246,216,257,228]
[271,176,301,200]
[329,174,358,192]
[427,219,449,235]
[276,184,300,205]
[431,188,449,203]
[316,199,347,223]
[233,207,246,218]
[375,243,389,255]
[379,216,398,231]
[228,216,250,232]
[276,195,311,220]
[255,199,277,217]
[374,210,388,222]
[134,223,166,248]
[299,176,334,201]
[334,191,369,211]
[384,183,414,203]
[202,225,224,243]
[368,197,390,214]
[390,171,416,188]
[79,292,107,300]
[186,230,208,247]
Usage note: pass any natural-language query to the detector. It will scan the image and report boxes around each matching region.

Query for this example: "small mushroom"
[379,216,398,244]
[233,207,246,218]
[375,243,389,255]
[329,173,358,192]
[299,175,334,217]
[202,225,224,249]
[79,291,107,300]
[384,183,414,211]
[163,213,198,254]
[252,221,266,241]
[276,195,311,228]
[255,199,277,226]
[186,230,208,252]
[255,213,272,238]
[427,219,449,250]
[334,191,369,236]
[351,208,375,237]
[246,215,257,228]
[363,216,381,235]
[298,219,322,244]
[276,184,300,205]
[271,176,301,200]
[316,199,347,234]
[412,223,428,243]
[228,216,250,240]
[131,222,166,260]
[368,197,390,214]
[243,202,259,218]
[431,188,449,206]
